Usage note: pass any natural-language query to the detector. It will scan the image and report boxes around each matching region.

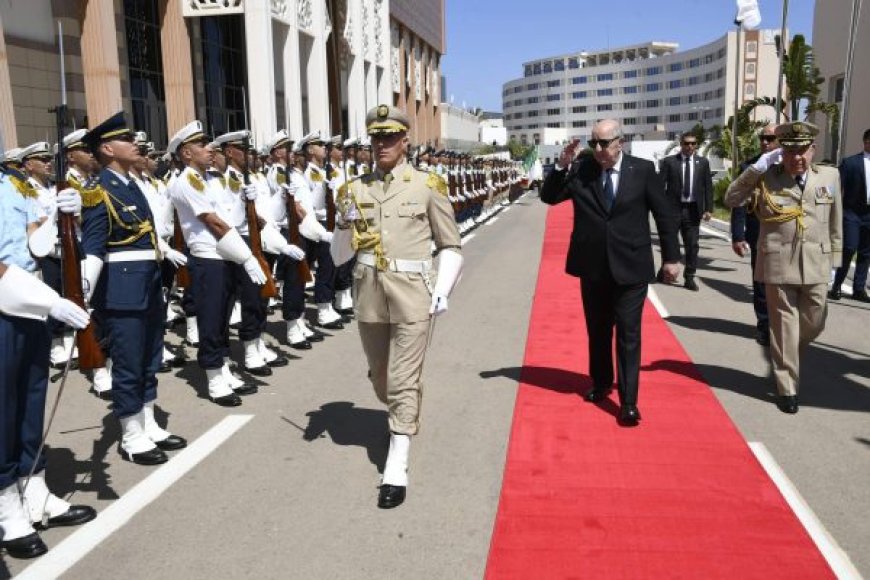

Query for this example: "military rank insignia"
[426,173,448,197]
[403,168,413,182]
[188,171,205,192]
[310,171,323,182]
[228,175,242,193]
[277,173,287,185]
[814,186,834,204]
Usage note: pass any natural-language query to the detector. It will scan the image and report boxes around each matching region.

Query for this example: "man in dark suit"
[829,128,870,302]
[660,132,714,291]
[540,119,681,426]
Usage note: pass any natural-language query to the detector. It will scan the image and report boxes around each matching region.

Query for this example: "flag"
[735,0,762,29]
[523,146,539,172]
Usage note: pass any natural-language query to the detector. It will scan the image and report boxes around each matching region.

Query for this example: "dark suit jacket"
[540,153,680,285]
[839,152,869,214]
[661,153,714,214]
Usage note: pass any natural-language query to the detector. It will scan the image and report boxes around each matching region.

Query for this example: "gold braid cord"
[338,180,386,270]
[758,179,805,234]
[10,175,37,198]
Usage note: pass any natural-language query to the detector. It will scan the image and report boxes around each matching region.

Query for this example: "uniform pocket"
[761,240,781,254]
[397,203,424,218]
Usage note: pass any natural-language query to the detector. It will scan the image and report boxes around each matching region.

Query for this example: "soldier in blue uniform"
[0,169,95,559]
[80,112,187,465]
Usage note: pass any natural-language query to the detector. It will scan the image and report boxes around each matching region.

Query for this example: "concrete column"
[307,2,330,133]
[159,0,195,135]
[80,0,123,124]
[284,24,303,138]
[347,54,366,138]
[244,0,277,148]
[0,10,17,147]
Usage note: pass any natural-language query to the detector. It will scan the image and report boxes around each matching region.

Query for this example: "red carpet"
[484,203,834,579]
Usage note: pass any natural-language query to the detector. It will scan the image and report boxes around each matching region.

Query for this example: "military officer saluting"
[331,105,463,509]
[725,122,843,414]
[80,112,187,465]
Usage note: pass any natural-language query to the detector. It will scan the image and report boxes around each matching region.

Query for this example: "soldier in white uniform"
[331,105,463,509]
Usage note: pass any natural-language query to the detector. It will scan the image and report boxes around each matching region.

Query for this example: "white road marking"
[700,224,731,241]
[461,234,476,246]
[17,415,254,580]
[502,206,513,215]
[748,442,862,580]
[647,286,670,319]
[486,216,500,226]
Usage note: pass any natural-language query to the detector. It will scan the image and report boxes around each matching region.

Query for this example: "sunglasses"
[588,137,618,149]
[760,135,777,143]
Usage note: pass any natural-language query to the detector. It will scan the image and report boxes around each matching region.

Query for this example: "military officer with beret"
[80,112,187,465]
[725,121,843,414]
[331,104,463,509]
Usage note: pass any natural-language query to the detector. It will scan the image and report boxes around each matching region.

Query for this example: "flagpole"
[836,0,864,164]
[774,0,789,123]
[732,20,743,180]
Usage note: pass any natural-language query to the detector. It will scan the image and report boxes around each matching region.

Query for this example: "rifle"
[172,211,191,288]
[283,161,313,283]
[323,143,336,232]
[241,90,278,299]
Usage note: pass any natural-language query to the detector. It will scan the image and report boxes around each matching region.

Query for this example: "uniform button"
[384,212,390,217]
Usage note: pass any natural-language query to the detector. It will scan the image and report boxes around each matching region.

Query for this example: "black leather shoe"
[289,340,312,350]
[684,277,699,292]
[827,286,842,300]
[157,362,172,374]
[617,405,642,426]
[35,505,97,530]
[583,386,612,402]
[266,354,289,367]
[336,308,354,316]
[121,447,168,465]
[1,532,48,559]
[212,393,242,407]
[93,389,112,401]
[306,331,325,342]
[776,395,799,414]
[154,434,187,451]
[851,291,870,303]
[244,364,272,377]
[377,484,406,509]
[233,384,258,396]
[320,319,344,330]
[755,329,770,347]
[168,352,187,368]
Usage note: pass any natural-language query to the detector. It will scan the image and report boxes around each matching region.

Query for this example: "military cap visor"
[366,104,410,135]
[83,112,134,152]
[775,121,818,148]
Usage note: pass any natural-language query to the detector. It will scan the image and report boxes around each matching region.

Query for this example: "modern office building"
[0,0,444,150]
[502,30,781,147]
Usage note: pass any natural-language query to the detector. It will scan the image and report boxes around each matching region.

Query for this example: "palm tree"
[781,34,824,121]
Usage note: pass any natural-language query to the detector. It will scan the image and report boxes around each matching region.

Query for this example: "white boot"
[18,474,70,524]
[206,368,235,399]
[229,301,242,326]
[382,433,410,487]
[120,413,158,457]
[0,483,36,541]
[222,359,246,389]
[165,301,182,325]
[141,402,172,442]
[335,288,353,312]
[317,303,343,327]
[92,362,112,396]
[297,317,315,339]
[287,320,309,345]
[162,346,176,365]
[185,316,199,345]
[49,337,68,366]
[243,340,269,372]
[257,337,279,364]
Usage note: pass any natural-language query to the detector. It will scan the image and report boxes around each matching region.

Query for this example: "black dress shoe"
[35,505,97,530]
[684,277,699,291]
[244,364,272,377]
[617,405,642,426]
[583,386,612,402]
[320,320,344,330]
[154,434,187,451]
[776,395,799,414]
[1,532,48,559]
[306,331,325,343]
[121,447,168,465]
[377,484,406,509]
[266,354,289,367]
[168,352,187,368]
[336,308,354,316]
[212,393,242,407]
[93,389,113,401]
[851,291,870,303]
[157,362,172,374]
[233,384,258,396]
[827,287,842,300]
[289,340,312,350]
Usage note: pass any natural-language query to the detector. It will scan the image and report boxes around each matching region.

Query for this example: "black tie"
[682,156,691,200]
[603,168,615,210]
[796,174,805,192]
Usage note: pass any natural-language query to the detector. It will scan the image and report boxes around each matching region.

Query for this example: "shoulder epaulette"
[277,172,287,185]
[228,173,242,193]
[309,169,324,182]
[81,182,107,208]
[425,172,448,196]
[187,171,205,192]
[9,175,38,198]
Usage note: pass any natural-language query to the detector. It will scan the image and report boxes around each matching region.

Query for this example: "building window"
[624,70,638,78]
[646,83,660,92]
[597,103,613,112]
[704,72,714,83]
[124,0,167,147]
[623,117,636,126]
[525,65,533,77]
[646,66,662,76]
[624,86,638,94]
[533,63,542,75]
[646,99,660,108]
[572,76,588,84]
[669,62,683,72]
[833,75,845,102]
[624,101,638,110]
[687,112,699,121]
[528,111,539,117]
[199,14,248,135]
[547,79,561,88]
[669,113,681,122]
[669,96,681,106]
[717,68,725,79]
[543,61,552,73]
[597,88,613,97]
[554,59,565,71]
[668,79,683,89]
[597,73,613,81]
[646,115,659,123]
[744,62,756,80]
[745,41,758,58]
[546,94,561,101]
[704,54,714,64]
[572,91,587,99]
[527,96,539,104]
[689,58,700,68]
[513,86,523,93]
[744,82,756,98]
[514,112,524,119]
[527,82,539,90]
[688,94,699,103]
[572,120,587,128]
[547,122,561,128]
[546,108,561,115]
[571,105,587,113]
[568,57,580,69]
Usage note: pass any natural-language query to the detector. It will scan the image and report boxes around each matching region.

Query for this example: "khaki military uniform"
[725,164,843,395]
[342,161,460,434]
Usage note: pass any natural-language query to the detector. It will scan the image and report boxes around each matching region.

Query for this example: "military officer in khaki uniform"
[330,105,463,509]
[725,122,842,414]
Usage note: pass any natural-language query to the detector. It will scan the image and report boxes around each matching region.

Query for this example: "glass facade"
[200,15,248,135]
[124,0,167,147]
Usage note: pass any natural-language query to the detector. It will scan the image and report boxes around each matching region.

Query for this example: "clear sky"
[441,0,816,113]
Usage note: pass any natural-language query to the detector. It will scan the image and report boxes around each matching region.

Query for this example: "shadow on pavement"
[46,412,120,502]
[301,402,389,472]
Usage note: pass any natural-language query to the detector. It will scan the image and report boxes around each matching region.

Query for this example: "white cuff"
[215,228,253,264]
[28,216,58,258]
[260,222,290,255]
[82,255,104,298]
[434,249,463,298]
[157,237,171,254]
[299,213,328,242]
[329,228,355,267]
[0,264,60,320]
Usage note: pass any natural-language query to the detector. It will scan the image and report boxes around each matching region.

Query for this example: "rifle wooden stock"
[173,211,191,288]
[285,191,313,283]
[245,198,279,299]
[58,190,105,371]
[324,161,337,232]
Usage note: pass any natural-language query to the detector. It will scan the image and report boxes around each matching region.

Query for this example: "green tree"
[507,139,534,161]
[782,34,824,121]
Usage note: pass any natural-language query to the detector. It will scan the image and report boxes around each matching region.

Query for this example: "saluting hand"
[558,138,581,169]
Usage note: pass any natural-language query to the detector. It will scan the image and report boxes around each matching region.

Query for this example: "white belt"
[358,252,431,273]
[106,250,158,263]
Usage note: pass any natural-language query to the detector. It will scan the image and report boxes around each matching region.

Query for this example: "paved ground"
[4,192,868,579]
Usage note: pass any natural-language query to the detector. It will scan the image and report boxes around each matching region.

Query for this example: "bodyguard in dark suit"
[830,128,870,302]
[540,119,681,426]
[660,132,713,291]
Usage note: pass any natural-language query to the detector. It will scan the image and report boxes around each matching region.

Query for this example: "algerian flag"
[736,0,762,29]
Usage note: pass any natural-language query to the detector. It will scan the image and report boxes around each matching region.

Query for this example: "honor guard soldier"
[79,113,187,465]
[330,105,463,508]
[0,168,96,559]
[168,121,264,406]
[725,122,843,414]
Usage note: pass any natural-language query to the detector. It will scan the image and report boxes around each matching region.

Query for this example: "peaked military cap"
[365,104,410,135]
[342,136,359,149]
[168,120,210,155]
[1,148,23,164]
[775,121,818,149]
[266,130,291,152]
[62,129,89,151]
[297,130,326,150]
[213,130,250,149]
[20,141,52,160]
[83,111,133,153]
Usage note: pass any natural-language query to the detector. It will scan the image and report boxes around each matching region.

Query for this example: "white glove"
[751,148,783,173]
[338,204,360,225]
[56,188,82,214]
[283,244,306,261]
[242,255,267,285]
[163,247,188,267]
[48,298,90,329]
[320,231,334,244]
[81,255,104,301]
[242,184,258,201]
[429,294,448,316]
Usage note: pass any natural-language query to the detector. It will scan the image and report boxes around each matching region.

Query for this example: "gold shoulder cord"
[337,179,386,270]
[86,182,158,255]
[9,175,37,198]
[758,179,805,234]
